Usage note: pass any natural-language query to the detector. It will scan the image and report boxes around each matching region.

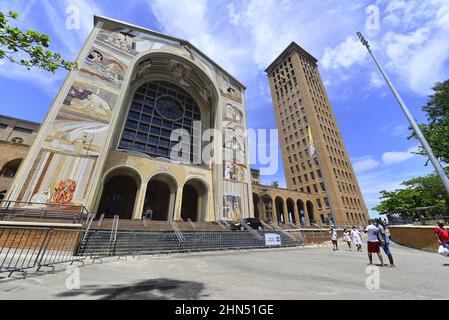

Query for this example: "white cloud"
[380,0,449,95]
[353,157,381,173]
[0,0,103,94]
[382,145,420,165]
[357,165,432,215]
[227,3,240,26]
[369,72,384,88]
[321,36,368,70]
[390,124,409,137]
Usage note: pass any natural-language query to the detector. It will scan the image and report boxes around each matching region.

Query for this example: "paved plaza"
[1,243,448,300]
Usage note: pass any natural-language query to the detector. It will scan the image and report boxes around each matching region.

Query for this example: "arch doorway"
[297,200,306,226]
[306,201,315,224]
[252,193,261,220]
[181,179,208,222]
[144,174,177,221]
[97,168,141,220]
[287,198,296,225]
[275,197,285,224]
[262,195,273,222]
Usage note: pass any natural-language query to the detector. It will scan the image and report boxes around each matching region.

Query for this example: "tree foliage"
[373,169,449,215]
[0,10,77,72]
[410,79,449,164]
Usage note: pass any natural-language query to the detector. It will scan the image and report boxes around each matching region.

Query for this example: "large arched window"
[119,80,202,163]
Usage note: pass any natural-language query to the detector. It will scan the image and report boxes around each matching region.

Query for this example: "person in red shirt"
[434,221,449,250]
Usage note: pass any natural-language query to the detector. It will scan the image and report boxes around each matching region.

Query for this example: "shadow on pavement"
[56,278,207,300]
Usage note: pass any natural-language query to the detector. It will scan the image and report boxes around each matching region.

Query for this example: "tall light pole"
[357,32,449,198]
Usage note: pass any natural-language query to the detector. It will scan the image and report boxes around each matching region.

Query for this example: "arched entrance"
[262,195,273,222]
[181,179,208,222]
[97,167,141,219]
[306,201,315,224]
[144,173,177,221]
[253,193,261,220]
[297,200,306,226]
[275,197,285,224]
[0,158,23,200]
[287,198,296,224]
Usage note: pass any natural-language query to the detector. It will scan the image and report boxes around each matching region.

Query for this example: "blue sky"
[1,0,449,217]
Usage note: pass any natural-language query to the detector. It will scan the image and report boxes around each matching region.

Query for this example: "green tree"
[0,10,77,72]
[373,169,449,215]
[410,79,449,164]
[373,188,422,214]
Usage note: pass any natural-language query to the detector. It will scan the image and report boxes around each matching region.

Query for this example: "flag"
[308,126,316,157]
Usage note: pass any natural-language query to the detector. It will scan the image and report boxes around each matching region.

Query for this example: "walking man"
[330,227,338,251]
[376,219,395,267]
[351,226,363,252]
[365,220,384,267]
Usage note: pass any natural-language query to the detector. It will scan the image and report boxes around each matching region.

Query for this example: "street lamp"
[357,32,449,199]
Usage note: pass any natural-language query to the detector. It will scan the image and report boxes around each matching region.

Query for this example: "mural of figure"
[84,48,126,88]
[224,104,243,123]
[87,50,104,63]
[28,188,52,208]
[64,82,115,121]
[224,162,234,180]
[52,179,77,204]
[99,29,137,53]
[45,113,107,157]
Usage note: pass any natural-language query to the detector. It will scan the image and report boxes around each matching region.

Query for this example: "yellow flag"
[308,126,316,157]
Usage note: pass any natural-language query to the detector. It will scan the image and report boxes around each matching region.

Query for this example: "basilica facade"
[6,16,253,223]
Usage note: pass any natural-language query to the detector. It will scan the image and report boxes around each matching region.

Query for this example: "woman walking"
[343,228,352,251]
[351,226,363,252]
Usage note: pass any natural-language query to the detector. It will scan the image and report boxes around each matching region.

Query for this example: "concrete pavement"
[0,243,448,300]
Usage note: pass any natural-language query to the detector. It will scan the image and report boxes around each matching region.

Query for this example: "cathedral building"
[6,16,254,223]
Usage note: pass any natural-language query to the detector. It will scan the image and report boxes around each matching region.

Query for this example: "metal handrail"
[109,215,119,255]
[268,222,297,241]
[0,200,89,224]
[240,220,264,241]
[216,220,228,230]
[261,221,275,231]
[80,214,94,245]
[187,218,196,230]
[169,219,185,243]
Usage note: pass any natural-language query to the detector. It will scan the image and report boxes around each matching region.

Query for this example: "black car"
[230,218,264,231]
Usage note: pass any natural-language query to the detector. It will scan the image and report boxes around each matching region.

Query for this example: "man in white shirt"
[330,227,338,251]
[376,219,395,267]
[365,220,384,267]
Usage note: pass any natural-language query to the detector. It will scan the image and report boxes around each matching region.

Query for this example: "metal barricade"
[0,226,85,277]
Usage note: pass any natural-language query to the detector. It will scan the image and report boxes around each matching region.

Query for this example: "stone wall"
[0,226,82,252]
[388,226,445,252]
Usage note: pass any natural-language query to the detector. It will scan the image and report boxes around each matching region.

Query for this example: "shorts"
[381,243,391,255]
[368,241,381,254]
[332,240,338,245]
[443,243,449,250]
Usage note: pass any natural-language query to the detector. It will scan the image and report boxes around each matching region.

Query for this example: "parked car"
[230,218,264,231]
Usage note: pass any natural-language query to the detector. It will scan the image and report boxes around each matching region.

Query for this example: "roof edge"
[93,16,246,90]
[0,114,41,126]
[265,42,318,74]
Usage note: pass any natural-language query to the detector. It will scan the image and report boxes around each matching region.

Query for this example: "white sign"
[265,233,282,246]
